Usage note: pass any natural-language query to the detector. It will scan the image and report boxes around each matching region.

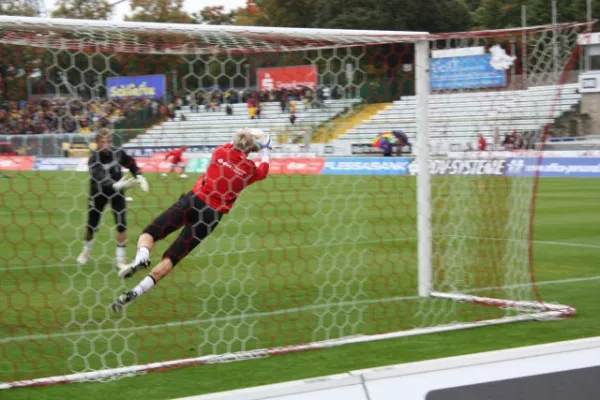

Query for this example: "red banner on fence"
[253,158,325,175]
[0,156,34,171]
[257,65,318,90]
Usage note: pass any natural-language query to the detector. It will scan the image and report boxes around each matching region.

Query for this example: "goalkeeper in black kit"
[77,128,149,268]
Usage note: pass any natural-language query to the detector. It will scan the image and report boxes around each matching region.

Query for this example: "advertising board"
[257,65,318,90]
[107,75,166,99]
[430,55,506,90]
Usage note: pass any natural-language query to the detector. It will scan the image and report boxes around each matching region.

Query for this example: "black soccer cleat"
[111,291,138,312]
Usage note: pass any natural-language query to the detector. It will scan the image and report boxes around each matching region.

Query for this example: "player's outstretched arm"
[251,135,271,183]
[118,150,149,192]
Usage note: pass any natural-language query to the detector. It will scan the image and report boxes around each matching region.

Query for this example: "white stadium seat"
[123,85,581,151]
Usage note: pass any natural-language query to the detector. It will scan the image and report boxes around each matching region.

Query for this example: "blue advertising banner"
[107,75,166,99]
[431,55,506,90]
[408,158,506,176]
[322,158,411,175]
[505,157,600,178]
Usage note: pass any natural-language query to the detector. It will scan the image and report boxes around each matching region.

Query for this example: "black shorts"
[143,192,223,266]
[87,191,127,233]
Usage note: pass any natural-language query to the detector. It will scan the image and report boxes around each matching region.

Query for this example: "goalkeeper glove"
[112,177,138,191]
[137,175,149,192]
[258,135,272,150]
[250,128,272,150]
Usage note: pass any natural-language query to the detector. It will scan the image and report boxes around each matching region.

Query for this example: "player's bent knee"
[143,224,163,241]
[162,251,182,267]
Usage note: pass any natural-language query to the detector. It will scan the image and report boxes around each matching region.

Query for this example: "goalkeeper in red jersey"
[161,145,188,179]
[111,128,271,312]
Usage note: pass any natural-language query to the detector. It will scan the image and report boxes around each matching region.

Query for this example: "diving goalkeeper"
[77,128,149,268]
[111,128,271,312]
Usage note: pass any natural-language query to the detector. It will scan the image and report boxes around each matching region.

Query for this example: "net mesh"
[0,17,588,386]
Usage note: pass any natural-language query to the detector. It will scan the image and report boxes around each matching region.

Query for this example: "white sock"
[132,275,155,297]
[136,247,150,262]
[116,246,126,262]
[84,240,93,251]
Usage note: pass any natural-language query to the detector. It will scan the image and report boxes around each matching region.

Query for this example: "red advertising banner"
[257,65,318,90]
[0,156,35,171]
[253,158,325,175]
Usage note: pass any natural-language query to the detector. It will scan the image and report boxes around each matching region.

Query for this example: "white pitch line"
[447,235,600,250]
[3,235,599,272]
[464,275,600,292]
[0,294,422,344]
[530,239,600,249]
[0,237,408,271]
[1,274,598,345]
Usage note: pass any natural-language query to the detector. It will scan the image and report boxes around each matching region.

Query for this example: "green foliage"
[193,6,236,25]
[126,0,192,23]
[254,0,319,28]
[0,0,36,16]
[51,0,112,20]
[473,0,523,30]
[474,0,599,30]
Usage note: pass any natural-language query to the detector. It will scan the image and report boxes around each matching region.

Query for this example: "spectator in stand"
[280,96,287,113]
[392,130,411,155]
[514,131,523,149]
[477,134,487,151]
[502,132,515,150]
[255,101,262,119]
[381,137,393,157]
[167,103,176,121]
[0,97,153,135]
[247,98,256,119]
[226,104,233,116]
[188,94,198,113]
[79,118,92,134]
[290,113,296,125]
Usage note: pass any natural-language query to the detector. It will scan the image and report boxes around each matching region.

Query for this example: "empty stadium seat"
[332,84,582,151]
[124,99,361,147]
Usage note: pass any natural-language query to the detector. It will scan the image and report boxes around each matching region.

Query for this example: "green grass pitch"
[1,171,599,400]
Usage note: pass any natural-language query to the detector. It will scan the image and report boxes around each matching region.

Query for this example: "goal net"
[0,17,587,388]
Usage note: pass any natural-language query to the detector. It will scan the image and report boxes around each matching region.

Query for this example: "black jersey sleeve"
[118,150,142,177]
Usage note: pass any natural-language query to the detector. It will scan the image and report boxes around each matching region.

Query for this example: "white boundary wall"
[175,336,600,400]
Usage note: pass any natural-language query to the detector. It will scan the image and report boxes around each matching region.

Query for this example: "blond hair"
[96,127,112,142]
[232,128,259,153]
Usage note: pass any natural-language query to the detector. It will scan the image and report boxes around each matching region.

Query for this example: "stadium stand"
[124,98,362,148]
[0,97,154,135]
[122,84,581,152]
[332,83,582,152]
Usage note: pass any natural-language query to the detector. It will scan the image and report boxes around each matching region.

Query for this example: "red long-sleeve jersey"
[165,148,184,164]
[192,143,269,213]
[478,136,487,151]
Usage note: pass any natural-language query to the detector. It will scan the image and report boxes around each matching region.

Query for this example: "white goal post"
[0,16,589,389]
